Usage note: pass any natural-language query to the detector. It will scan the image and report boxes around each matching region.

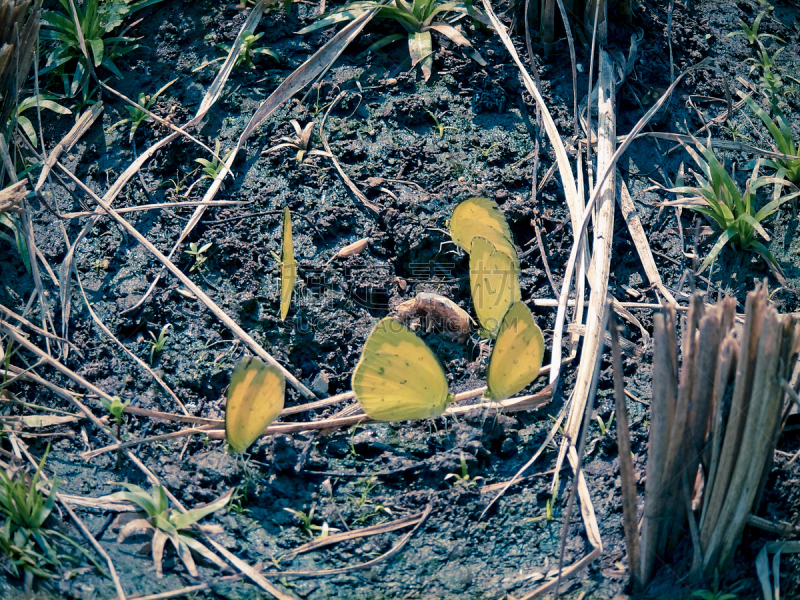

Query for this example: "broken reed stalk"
[610,312,640,589]
[0,0,41,125]
[629,284,800,588]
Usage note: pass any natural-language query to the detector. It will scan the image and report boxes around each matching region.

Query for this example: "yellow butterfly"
[449,197,518,266]
[225,357,285,454]
[280,207,296,321]
[470,236,521,338]
[352,318,453,421]
[486,301,545,400]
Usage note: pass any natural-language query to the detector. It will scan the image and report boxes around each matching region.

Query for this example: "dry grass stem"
[555,51,616,488]
[281,508,427,560]
[610,313,641,589]
[615,174,676,303]
[54,160,315,397]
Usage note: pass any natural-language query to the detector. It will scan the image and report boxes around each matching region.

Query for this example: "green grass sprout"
[665,140,800,278]
[146,323,171,365]
[725,10,783,45]
[107,79,177,142]
[741,93,800,185]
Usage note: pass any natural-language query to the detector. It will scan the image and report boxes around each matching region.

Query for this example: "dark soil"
[2,0,800,598]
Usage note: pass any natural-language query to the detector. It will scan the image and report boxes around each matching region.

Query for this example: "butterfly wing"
[352,318,450,421]
[280,207,296,321]
[470,236,521,338]
[225,357,285,454]
[486,302,545,400]
[450,197,518,266]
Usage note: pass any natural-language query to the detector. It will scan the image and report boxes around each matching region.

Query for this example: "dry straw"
[617,284,800,589]
[0,0,40,209]
[0,0,41,123]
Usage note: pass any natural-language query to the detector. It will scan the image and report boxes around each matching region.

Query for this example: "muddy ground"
[1,0,800,597]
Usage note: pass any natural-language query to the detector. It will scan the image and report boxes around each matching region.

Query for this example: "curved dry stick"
[262,504,433,578]
[82,384,553,458]
[319,93,380,214]
[100,81,232,174]
[280,508,427,560]
[0,305,83,358]
[60,199,252,219]
[124,506,433,600]
[481,0,580,231]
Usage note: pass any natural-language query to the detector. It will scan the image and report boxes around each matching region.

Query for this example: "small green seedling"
[40,0,156,95]
[147,324,171,365]
[665,140,800,277]
[544,473,560,521]
[726,11,783,45]
[283,506,336,539]
[12,95,72,148]
[356,476,379,508]
[226,488,251,515]
[184,241,213,272]
[298,0,488,82]
[426,110,457,138]
[100,396,130,429]
[158,170,193,197]
[350,476,392,524]
[746,43,784,97]
[195,140,234,184]
[91,258,108,274]
[262,120,329,164]
[0,212,32,274]
[691,570,738,600]
[100,484,232,578]
[107,79,177,142]
[0,448,100,592]
[218,30,278,70]
[721,120,747,143]
[594,411,614,435]
[100,395,130,468]
[444,451,484,488]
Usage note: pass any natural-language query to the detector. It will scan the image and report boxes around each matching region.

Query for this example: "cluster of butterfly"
[225,198,545,454]
[353,197,544,421]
